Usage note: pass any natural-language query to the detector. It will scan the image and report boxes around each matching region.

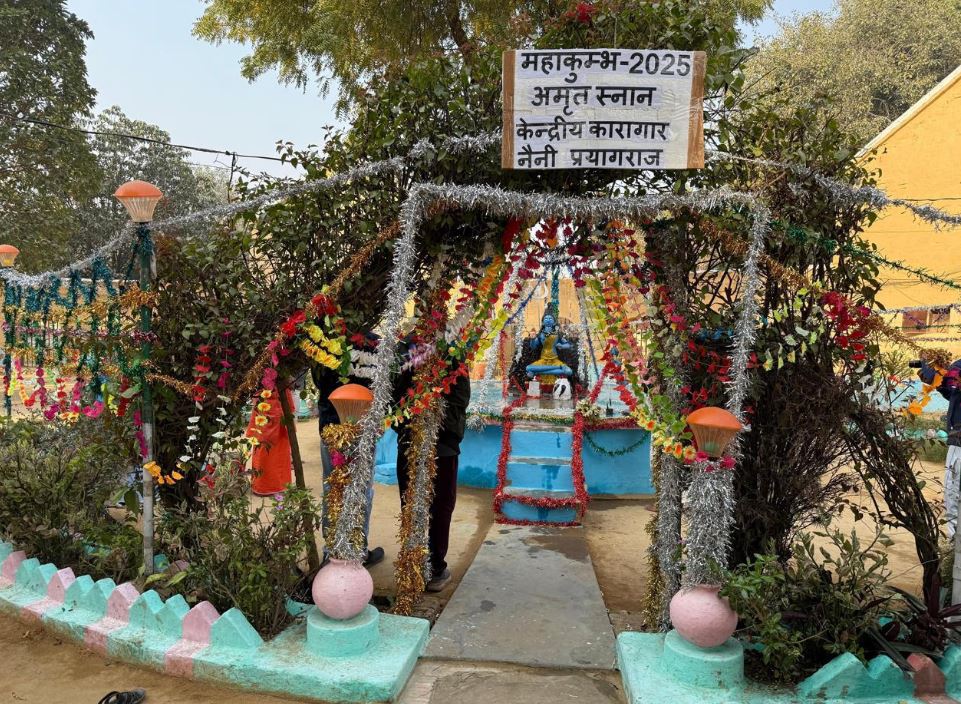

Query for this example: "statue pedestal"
[526,380,541,398]
[306,604,380,657]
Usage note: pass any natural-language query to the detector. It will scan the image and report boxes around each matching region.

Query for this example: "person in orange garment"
[246,387,294,496]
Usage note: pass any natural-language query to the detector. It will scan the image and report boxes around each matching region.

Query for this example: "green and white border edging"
[0,541,429,702]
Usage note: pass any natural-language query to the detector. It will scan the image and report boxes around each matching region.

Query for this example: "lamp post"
[685,406,742,460]
[312,384,375,623]
[669,405,743,650]
[114,180,163,575]
[0,245,19,419]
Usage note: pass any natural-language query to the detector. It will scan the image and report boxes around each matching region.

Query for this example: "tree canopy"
[747,0,961,144]
[193,0,772,105]
[75,106,227,257]
[0,0,98,271]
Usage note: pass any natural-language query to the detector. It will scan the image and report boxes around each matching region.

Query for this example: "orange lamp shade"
[686,406,742,458]
[114,180,164,222]
[0,244,19,268]
[329,383,374,424]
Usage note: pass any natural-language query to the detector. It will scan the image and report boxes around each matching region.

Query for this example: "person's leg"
[946,445,961,539]
[363,481,375,551]
[428,455,459,576]
[319,436,334,548]
[396,437,410,506]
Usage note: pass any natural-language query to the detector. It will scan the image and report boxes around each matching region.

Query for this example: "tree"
[0,0,99,271]
[153,0,758,493]
[193,0,772,104]
[746,0,961,143]
[75,106,228,258]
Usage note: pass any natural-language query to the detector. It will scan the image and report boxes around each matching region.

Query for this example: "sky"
[67,0,837,178]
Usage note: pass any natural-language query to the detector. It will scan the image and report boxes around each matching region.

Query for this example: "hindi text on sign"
[502,48,705,170]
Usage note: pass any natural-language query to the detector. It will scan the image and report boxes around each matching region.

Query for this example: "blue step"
[509,428,572,458]
[506,457,574,492]
[498,487,580,525]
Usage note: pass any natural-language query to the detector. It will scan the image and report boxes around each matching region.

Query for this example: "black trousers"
[396,445,459,575]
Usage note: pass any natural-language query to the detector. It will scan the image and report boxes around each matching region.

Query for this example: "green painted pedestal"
[307,605,380,657]
[661,630,744,690]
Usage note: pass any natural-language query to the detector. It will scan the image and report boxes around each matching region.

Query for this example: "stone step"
[498,487,581,525]
[506,462,574,493]
[424,525,616,669]
[509,455,572,465]
[509,428,572,458]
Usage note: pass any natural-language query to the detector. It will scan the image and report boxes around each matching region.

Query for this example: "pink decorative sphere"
[670,585,738,648]
[312,559,373,620]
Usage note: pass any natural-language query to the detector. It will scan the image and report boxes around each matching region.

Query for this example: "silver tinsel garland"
[682,204,769,587]
[653,227,694,625]
[9,131,961,292]
[334,181,772,567]
[328,187,428,560]
[0,132,500,291]
[708,150,961,230]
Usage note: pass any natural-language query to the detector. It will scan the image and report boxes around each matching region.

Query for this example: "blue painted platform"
[374,423,653,496]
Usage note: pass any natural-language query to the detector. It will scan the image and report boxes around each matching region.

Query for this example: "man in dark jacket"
[394,347,471,592]
[919,359,961,537]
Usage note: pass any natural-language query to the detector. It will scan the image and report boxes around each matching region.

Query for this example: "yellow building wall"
[860,68,961,355]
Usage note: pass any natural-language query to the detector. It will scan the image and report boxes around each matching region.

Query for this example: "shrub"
[0,415,142,582]
[720,529,894,684]
[159,459,321,638]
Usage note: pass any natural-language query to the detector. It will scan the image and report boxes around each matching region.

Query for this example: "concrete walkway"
[425,524,618,669]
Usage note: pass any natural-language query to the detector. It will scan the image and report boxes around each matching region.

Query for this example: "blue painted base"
[660,630,744,689]
[375,422,653,495]
[193,610,430,702]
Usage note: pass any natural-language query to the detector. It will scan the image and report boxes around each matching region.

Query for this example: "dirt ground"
[0,613,296,703]
[0,416,949,702]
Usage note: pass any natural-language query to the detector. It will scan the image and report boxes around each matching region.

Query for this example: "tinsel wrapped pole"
[682,207,768,586]
[394,397,445,615]
[136,223,157,576]
[329,190,428,561]
[648,227,690,627]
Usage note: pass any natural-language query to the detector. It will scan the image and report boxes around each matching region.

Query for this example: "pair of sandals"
[98,690,145,704]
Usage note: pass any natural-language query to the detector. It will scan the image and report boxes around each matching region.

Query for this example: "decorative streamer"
[393,396,445,615]
[329,187,427,561]
[330,181,774,566]
[650,227,692,627]
[7,137,961,294]
[682,204,769,587]
[708,151,961,230]
[0,133,499,291]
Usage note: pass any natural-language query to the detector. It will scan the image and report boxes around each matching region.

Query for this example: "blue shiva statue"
[525,313,573,379]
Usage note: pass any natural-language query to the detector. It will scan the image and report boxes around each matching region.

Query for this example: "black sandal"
[98,690,145,704]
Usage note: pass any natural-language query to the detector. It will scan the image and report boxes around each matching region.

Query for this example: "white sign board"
[501,49,706,170]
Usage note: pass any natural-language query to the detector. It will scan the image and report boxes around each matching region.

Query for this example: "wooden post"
[278,377,321,573]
